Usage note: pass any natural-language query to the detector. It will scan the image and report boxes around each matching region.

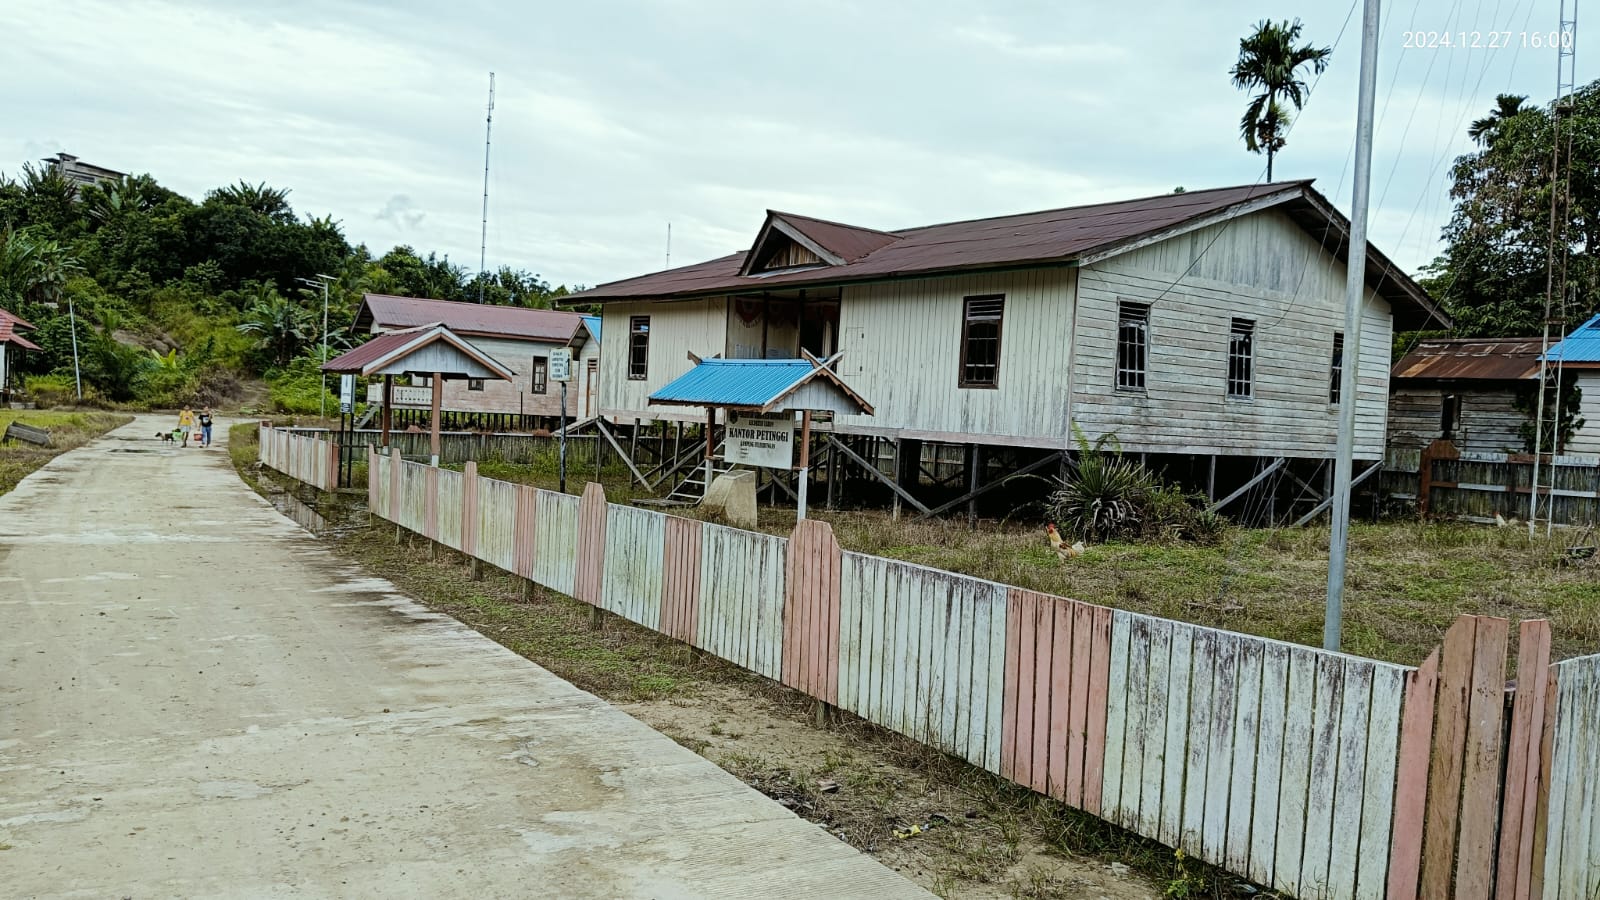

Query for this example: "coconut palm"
[1230,19,1332,180]
[236,282,313,367]
[1468,94,1529,146]
[208,181,293,221]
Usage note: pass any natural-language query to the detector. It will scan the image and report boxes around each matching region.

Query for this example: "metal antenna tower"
[666,222,672,268]
[478,72,495,304]
[1530,2,1579,535]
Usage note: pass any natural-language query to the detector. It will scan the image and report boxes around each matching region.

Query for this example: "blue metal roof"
[581,315,601,343]
[1546,314,1600,362]
[650,358,816,407]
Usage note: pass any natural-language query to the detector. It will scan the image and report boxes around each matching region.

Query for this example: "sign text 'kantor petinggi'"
[366,383,434,408]
[724,411,794,469]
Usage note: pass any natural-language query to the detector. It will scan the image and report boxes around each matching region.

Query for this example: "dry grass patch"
[0,410,133,496]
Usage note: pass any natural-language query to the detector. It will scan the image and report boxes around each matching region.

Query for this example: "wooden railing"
[258,423,338,492]
[356,445,1594,899]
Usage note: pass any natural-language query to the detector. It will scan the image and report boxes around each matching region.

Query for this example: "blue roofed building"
[1544,314,1600,456]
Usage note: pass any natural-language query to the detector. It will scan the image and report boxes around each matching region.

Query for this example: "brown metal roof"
[1391,338,1543,381]
[355,294,582,342]
[0,307,36,331]
[322,325,514,380]
[0,317,41,351]
[566,180,1446,330]
[770,211,901,262]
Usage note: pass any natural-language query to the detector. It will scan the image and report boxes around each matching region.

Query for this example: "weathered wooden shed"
[1388,338,1542,454]
[355,294,586,431]
[563,180,1448,519]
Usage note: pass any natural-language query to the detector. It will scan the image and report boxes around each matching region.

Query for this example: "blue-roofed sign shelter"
[648,352,873,416]
[647,352,872,518]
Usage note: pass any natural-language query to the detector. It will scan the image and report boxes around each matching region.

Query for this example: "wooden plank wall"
[696,523,786,681]
[356,471,1587,898]
[531,490,577,597]
[600,504,665,630]
[837,554,1007,772]
[259,426,339,491]
[1095,611,1406,898]
[435,468,464,552]
[476,474,518,575]
[1541,652,1600,900]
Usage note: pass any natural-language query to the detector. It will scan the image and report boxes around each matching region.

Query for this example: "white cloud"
[0,0,1559,287]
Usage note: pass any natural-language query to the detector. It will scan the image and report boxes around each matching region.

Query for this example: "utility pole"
[479,72,495,304]
[68,296,82,400]
[297,274,335,419]
[1325,0,1381,652]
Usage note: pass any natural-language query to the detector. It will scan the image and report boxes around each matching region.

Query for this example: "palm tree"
[236,282,312,367]
[208,181,293,221]
[1468,94,1529,146]
[1230,19,1333,180]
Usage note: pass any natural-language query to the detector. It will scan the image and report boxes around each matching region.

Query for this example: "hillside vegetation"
[0,164,574,413]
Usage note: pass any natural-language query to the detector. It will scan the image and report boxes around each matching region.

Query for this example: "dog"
[156,431,177,443]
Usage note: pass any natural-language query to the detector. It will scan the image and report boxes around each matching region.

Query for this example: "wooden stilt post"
[826,440,838,510]
[966,443,980,530]
[796,410,812,520]
[892,438,902,520]
[1207,454,1217,502]
[429,372,443,466]
[381,374,393,449]
[704,406,716,497]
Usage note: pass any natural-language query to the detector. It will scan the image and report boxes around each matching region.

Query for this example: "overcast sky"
[6,0,1586,289]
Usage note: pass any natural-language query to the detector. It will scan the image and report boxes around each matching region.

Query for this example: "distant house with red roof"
[0,307,42,402]
[352,294,589,430]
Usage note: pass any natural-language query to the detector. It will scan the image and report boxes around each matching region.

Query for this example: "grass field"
[0,410,133,496]
[433,460,1600,667]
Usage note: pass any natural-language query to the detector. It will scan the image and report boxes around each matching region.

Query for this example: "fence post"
[781,519,842,706]
[464,460,481,580]
[1497,619,1553,899]
[574,482,608,606]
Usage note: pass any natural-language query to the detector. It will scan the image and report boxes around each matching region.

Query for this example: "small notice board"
[724,410,794,469]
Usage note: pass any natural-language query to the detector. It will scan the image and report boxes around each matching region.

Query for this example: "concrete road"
[0,418,930,899]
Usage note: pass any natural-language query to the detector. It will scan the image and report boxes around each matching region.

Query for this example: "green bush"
[23,374,82,408]
[266,355,337,414]
[1048,429,1228,545]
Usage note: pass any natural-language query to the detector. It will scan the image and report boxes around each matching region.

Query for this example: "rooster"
[1045,523,1086,560]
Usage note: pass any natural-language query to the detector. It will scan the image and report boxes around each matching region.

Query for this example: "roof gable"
[1546,314,1600,365]
[322,324,516,380]
[738,211,903,277]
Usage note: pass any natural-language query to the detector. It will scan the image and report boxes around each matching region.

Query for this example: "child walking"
[178,407,197,448]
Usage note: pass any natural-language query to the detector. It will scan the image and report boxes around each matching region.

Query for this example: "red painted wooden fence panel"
[659,516,703,645]
[1498,619,1553,900]
[781,519,842,704]
[573,483,607,605]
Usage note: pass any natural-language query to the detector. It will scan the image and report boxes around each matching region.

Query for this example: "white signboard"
[339,374,355,414]
[366,383,433,408]
[724,410,795,469]
[549,348,572,382]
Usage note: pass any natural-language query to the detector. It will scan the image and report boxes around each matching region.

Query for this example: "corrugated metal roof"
[1546,314,1600,363]
[0,307,36,331]
[355,294,582,342]
[0,317,41,351]
[1391,338,1543,381]
[770,211,901,262]
[564,180,1445,330]
[650,359,816,408]
[581,315,601,343]
[322,325,514,380]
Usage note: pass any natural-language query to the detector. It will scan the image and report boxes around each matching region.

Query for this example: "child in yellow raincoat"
[177,407,197,447]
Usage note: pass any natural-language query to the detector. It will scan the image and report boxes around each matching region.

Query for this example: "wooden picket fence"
[257,423,338,492]
[358,446,1597,899]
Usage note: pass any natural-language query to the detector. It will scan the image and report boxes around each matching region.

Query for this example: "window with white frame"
[1329,333,1344,403]
[1116,302,1149,391]
[628,316,650,380]
[1227,318,1255,399]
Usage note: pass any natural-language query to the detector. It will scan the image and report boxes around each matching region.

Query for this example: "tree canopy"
[1230,18,1332,180]
[0,162,572,410]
